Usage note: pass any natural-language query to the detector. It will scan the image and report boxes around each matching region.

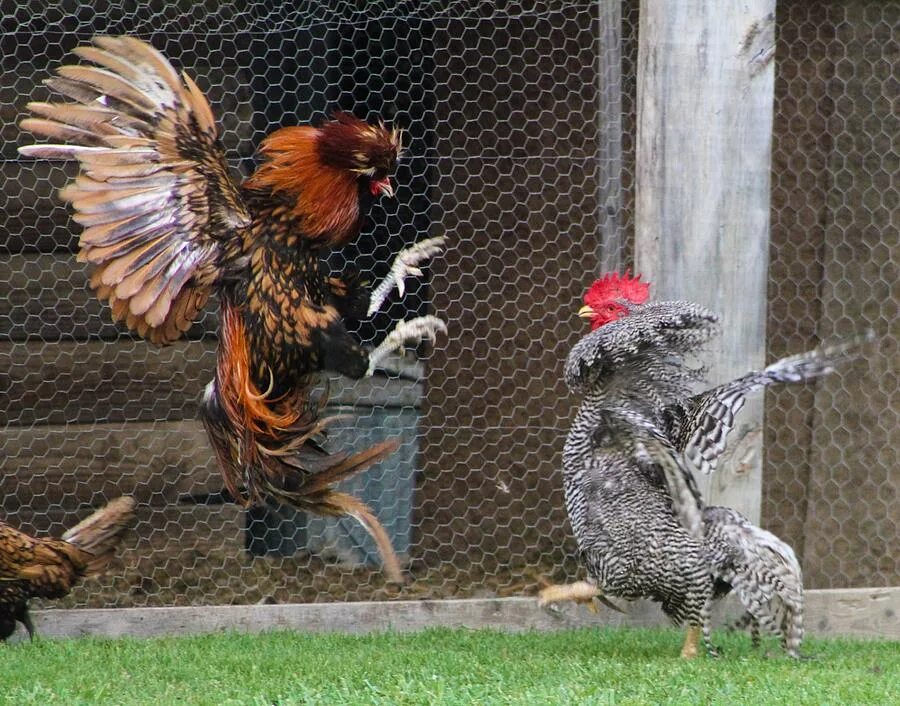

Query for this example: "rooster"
[18,36,445,583]
[1,497,135,641]
[539,272,862,658]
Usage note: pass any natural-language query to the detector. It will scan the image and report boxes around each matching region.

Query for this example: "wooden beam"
[0,254,216,341]
[24,588,899,641]
[597,0,624,272]
[0,340,422,427]
[0,421,222,512]
[634,0,776,521]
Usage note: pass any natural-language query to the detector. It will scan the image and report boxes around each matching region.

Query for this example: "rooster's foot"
[366,315,447,376]
[367,236,446,316]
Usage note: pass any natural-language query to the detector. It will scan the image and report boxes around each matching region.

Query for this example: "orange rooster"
[1,497,135,640]
[19,36,445,583]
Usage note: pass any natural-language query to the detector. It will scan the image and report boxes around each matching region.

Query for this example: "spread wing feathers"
[634,435,705,541]
[588,407,706,539]
[702,506,804,655]
[668,332,872,475]
[564,301,719,400]
[18,35,251,345]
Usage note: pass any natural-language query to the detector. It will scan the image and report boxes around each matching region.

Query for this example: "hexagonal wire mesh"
[0,0,896,616]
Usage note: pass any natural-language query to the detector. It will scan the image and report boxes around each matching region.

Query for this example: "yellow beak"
[578,305,595,319]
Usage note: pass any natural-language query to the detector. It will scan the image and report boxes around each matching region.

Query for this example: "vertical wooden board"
[419,5,601,573]
[597,0,625,272]
[804,1,900,589]
[635,0,777,521]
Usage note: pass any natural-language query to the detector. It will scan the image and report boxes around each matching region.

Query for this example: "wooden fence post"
[634,0,777,521]
[598,0,624,271]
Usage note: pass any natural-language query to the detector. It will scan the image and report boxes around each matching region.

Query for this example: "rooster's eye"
[606,305,617,312]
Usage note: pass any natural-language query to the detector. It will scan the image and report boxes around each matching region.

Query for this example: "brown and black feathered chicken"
[18,36,445,583]
[540,272,861,658]
[1,496,135,640]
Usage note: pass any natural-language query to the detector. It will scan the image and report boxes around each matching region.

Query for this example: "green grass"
[1,627,896,705]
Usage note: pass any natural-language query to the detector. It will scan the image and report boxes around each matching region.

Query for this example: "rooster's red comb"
[584,270,651,307]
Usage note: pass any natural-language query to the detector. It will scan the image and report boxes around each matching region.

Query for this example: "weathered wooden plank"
[0,421,222,511]
[0,340,217,426]
[0,339,421,427]
[597,0,625,271]
[634,0,776,521]
[25,589,900,641]
[1,376,423,513]
[0,254,218,341]
[803,3,899,589]
[8,501,244,565]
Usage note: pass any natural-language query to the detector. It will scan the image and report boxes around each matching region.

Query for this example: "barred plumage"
[558,299,721,657]
[546,272,862,657]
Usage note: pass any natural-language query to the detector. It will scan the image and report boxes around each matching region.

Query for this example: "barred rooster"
[539,272,861,658]
[1,497,135,640]
[18,36,445,583]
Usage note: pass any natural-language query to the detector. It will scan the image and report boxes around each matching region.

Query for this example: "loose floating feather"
[19,35,250,345]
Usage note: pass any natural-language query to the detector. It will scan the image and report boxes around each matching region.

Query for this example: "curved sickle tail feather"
[61,496,136,576]
[217,303,306,437]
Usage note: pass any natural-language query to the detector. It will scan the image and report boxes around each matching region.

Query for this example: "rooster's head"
[317,112,403,198]
[579,270,650,330]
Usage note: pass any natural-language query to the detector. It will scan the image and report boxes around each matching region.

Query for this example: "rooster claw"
[537,580,623,613]
[367,236,446,316]
[366,315,448,376]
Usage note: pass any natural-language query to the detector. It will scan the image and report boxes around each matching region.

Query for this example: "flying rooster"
[18,36,446,583]
[539,272,863,657]
[1,497,135,641]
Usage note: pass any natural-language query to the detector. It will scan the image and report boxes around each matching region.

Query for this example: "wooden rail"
[26,588,899,641]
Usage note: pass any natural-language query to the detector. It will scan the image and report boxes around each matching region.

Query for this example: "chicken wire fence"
[0,1,896,612]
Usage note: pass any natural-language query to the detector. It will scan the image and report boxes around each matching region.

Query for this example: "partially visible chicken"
[0,497,135,640]
[18,37,446,582]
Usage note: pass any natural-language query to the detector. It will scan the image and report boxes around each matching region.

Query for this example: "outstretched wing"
[587,407,706,539]
[665,334,871,475]
[19,35,251,344]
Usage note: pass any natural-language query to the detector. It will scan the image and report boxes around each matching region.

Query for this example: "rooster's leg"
[681,626,701,659]
[537,580,623,614]
[751,619,761,650]
[366,316,447,376]
[17,606,35,641]
[367,236,446,316]
[700,601,720,657]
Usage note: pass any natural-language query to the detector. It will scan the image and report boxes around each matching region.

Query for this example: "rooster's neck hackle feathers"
[245,113,400,246]
[245,126,360,245]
